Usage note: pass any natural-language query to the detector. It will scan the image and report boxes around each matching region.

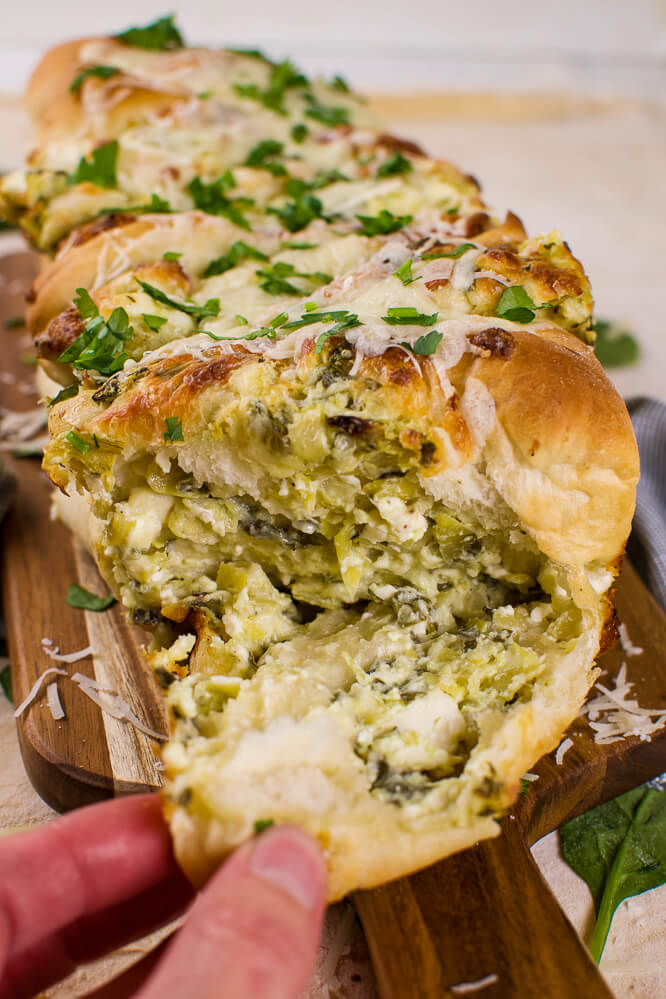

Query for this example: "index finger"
[0,794,179,967]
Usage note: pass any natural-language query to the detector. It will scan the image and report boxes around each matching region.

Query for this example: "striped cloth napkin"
[626,398,666,611]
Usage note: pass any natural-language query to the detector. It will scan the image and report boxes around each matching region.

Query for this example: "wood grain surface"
[1,251,664,997]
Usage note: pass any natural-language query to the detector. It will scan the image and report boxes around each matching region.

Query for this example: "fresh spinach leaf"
[67,141,119,189]
[163,416,184,442]
[66,583,116,611]
[592,319,640,368]
[69,65,119,94]
[560,785,666,962]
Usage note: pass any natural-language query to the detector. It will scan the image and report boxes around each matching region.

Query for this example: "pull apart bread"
[12,18,638,900]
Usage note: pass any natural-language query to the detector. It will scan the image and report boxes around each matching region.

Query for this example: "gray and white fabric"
[626,398,666,611]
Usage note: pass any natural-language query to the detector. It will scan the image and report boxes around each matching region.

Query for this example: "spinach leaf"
[233,60,307,116]
[66,584,116,611]
[592,319,640,368]
[59,305,133,376]
[401,330,443,355]
[376,151,412,178]
[303,93,350,127]
[560,785,666,961]
[356,210,412,236]
[267,193,324,232]
[203,240,267,278]
[186,173,254,230]
[163,417,184,442]
[495,285,538,323]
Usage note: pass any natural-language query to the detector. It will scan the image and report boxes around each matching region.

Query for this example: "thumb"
[135,827,327,999]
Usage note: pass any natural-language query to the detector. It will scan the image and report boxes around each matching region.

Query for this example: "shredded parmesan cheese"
[14,668,68,718]
[42,639,94,664]
[582,663,666,744]
[617,622,643,657]
[46,681,66,720]
[555,737,573,765]
[71,672,166,740]
[522,772,540,782]
[450,974,499,994]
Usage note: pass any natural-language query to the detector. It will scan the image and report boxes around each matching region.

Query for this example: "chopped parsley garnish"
[280,240,318,250]
[280,309,353,332]
[228,47,271,62]
[245,139,286,176]
[284,172,349,200]
[135,278,220,320]
[401,330,443,355]
[66,431,91,455]
[69,65,119,94]
[267,193,324,232]
[66,583,116,611]
[233,60,307,115]
[382,307,438,326]
[330,74,351,93]
[4,315,25,329]
[255,261,332,296]
[291,123,308,143]
[73,287,98,319]
[163,416,184,442]
[49,383,79,407]
[234,314,249,325]
[303,93,350,126]
[67,140,118,189]
[203,240,268,278]
[115,15,184,50]
[592,318,640,368]
[59,294,133,376]
[198,90,213,99]
[314,313,362,354]
[162,251,182,261]
[356,210,412,236]
[495,286,542,323]
[422,242,476,260]
[186,173,254,230]
[254,818,275,833]
[102,192,172,216]
[142,313,168,332]
[393,259,420,285]
[376,151,412,178]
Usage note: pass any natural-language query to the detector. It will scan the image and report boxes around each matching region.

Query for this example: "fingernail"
[250,828,324,911]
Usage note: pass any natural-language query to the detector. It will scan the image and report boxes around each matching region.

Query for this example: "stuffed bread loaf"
[11,17,638,901]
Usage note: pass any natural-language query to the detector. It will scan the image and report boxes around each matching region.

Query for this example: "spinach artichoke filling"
[91,420,582,815]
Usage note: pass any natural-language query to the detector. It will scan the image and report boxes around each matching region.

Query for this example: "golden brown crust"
[25,38,93,118]
[461,326,639,567]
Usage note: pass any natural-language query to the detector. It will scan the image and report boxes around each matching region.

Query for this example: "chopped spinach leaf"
[115,15,184,50]
[592,318,640,368]
[135,278,220,320]
[66,430,91,454]
[66,583,117,611]
[280,240,318,250]
[401,330,443,355]
[330,74,351,93]
[162,251,182,261]
[186,173,254,230]
[376,151,412,178]
[382,307,438,327]
[254,818,275,833]
[203,240,267,278]
[356,210,412,236]
[69,65,119,94]
[163,416,184,442]
[561,785,666,962]
[234,314,248,325]
[67,140,118,189]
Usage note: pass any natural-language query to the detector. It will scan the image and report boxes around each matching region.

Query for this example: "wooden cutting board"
[1,251,665,997]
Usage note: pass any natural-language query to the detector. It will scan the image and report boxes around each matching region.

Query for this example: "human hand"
[0,795,327,999]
